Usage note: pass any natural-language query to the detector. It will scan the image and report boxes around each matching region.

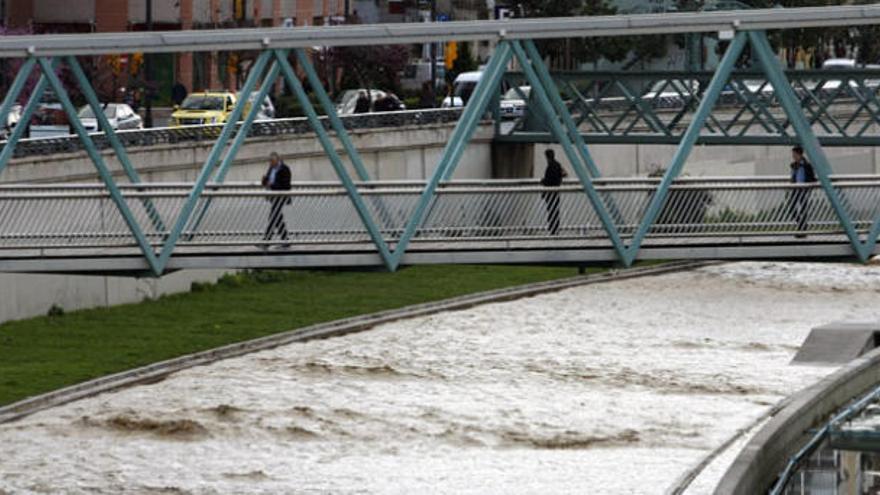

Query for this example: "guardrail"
[0,108,465,159]
[0,177,876,252]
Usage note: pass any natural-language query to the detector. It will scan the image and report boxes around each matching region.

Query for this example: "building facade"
[2,1,347,96]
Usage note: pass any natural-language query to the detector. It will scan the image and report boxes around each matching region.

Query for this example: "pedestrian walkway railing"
[0,177,876,252]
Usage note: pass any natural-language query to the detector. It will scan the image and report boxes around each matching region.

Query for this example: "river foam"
[1,262,877,494]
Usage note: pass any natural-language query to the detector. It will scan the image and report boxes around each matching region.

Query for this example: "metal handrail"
[2,177,878,198]
[0,108,465,159]
[0,6,878,57]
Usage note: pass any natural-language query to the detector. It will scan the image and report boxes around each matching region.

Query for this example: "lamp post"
[144,0,153,128]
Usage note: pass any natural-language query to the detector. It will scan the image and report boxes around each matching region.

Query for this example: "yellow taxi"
[171,91,237,126]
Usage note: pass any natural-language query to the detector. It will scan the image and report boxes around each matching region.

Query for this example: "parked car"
[25,89,71,139]
[822,58,856,70]
[500,86,530,119]
[1,104,21,139]
[336,89,406,115]
[78,103,143,133]
[400,60,446,92]
[237,91,275,120]
[811,58,864,94]
[171,91,237,126]
[641,79,702,108]
[442,71,483,108]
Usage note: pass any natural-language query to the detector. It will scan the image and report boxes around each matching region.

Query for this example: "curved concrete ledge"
[0,261,711,425]
[714,342,880,494]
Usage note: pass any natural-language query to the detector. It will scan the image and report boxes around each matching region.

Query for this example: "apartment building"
[3,1,346,95]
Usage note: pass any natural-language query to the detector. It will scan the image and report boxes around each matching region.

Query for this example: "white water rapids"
[1,262,879,494]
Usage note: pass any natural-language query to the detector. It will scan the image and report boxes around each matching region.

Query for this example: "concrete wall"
[513,143,880,179]
[3,122,493,184]
[715,340,880,494]
[0,122,494,324]
[0,270,232,323]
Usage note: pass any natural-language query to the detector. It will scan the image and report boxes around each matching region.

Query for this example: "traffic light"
[445,41,458,70]
[130,52,144,76]
[227,53,239,75]
[108,55,122,76]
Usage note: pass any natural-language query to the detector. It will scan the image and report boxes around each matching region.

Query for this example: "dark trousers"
[264,197,289,241]
[788,188,811,231]
[543,191,561,235]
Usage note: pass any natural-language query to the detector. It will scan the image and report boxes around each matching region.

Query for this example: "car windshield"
[454,82,477,101]
[181,95,224,111]
[503,87,530,100]
[78,105,117,119]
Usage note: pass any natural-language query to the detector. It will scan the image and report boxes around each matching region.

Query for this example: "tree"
[326,45,410,94]
[733,0,880,67]
[447,42,479,84]
[518,0,668,70]
[0,26,81,107]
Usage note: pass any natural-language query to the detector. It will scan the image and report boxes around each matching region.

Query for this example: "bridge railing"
[1,177,876,252]
[0,108,465,159]
[501,69,880,146]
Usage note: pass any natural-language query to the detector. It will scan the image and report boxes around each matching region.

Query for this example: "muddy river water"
[1,262,879,494]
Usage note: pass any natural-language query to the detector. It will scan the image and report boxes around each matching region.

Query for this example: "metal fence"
[501,70,880,146]
[1,177,876,252]
[0,108,464,159]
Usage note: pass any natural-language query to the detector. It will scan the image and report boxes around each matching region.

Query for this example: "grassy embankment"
[0,265,587,407]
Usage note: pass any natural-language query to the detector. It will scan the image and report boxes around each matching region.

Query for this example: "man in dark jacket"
[171,82,188,107]
[789,145,817,236]
[541,149,568,235]
[262,152,292,245]
[354,91,371,114]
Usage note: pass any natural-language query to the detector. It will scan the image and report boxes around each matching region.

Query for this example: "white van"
[441,71,483,108]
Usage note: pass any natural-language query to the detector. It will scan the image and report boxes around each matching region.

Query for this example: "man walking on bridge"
[541,149,568,235]
[789,145,817,238]
[262,152,292,247]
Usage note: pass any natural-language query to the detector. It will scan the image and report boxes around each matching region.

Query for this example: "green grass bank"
[0,265,584,407]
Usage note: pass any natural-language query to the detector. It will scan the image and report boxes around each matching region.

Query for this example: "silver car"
[78,103,143,132]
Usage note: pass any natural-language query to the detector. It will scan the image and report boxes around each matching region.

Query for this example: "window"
[181,95,225,111]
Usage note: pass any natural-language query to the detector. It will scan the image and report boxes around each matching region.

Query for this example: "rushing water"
[1,262,879,494]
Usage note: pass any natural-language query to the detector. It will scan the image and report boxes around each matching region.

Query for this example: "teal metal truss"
[0,29,878,276]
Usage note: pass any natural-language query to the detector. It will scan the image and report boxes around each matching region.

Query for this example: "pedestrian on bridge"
[541,149,568,235]
[788,145,817,237]
[262,152,292,246]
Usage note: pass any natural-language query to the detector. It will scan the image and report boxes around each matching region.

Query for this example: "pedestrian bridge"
[3,6,880,276]
[1,177,877,275]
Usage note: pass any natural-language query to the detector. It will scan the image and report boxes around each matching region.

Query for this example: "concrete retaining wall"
[714,343,880,494]
[3,122,494,184]
[525,143,880,178]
